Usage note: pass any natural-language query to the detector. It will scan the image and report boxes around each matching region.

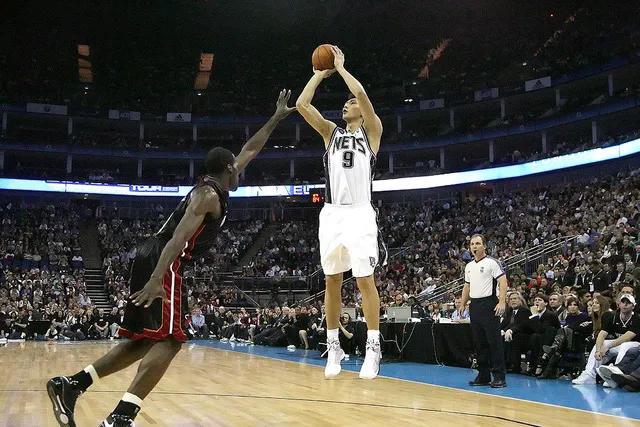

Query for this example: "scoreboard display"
[311,192,325,204]
[282,187,325,204]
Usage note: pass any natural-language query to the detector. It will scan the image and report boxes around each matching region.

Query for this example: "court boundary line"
[3,388,539,426]
[3,341,632,424]
[194,342,637,424]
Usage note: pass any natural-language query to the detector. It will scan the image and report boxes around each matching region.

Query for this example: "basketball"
[312,44,335,71]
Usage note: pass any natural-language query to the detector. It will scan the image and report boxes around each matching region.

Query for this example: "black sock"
[113,400,140,419]
[69,370,93,391]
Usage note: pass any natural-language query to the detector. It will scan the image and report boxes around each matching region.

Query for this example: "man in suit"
[611,262,626,287]
[527,294,561,376]
[554,267,570,287]
[573,265,588,289]
[548,292,566,322]
[502,292,531,373]
[253,306,291,346]
[505,294,560,375]
[562,259,576,286]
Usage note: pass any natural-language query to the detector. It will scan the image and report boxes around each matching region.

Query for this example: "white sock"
[84,365,100,383]
[122,392,143,407]
[327,328,339,341]
[367,329,380,342]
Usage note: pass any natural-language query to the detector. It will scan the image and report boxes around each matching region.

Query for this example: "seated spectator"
[573,294,640,385]
[253,306,292,347]
[451,296,470,323]
[45,323,59,341]
[319,312,354,357]
[425,302,443,321]
[337,312,355,355]
[285,306,310,350]
[62,312,86,341]
[8,311,28,339]
[504,294,560,376]
[582,295,614,349]
[305,306,325,350]
[77,292,91,308]
[248,308,271,342]
[600,346,640,391]
[0,304,7,337]
[538,296,591,379]
[90,309,109,339]
[548,292,566,323]
[587,261,611,293]
[188,308,209,339]
[503,292,532,373]
[390,294,407,307]
[108,307,123,339]
[528,295,562,376]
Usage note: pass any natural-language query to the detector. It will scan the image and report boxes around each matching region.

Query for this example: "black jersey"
[155,176,229,260]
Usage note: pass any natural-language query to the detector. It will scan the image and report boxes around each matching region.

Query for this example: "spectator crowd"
[0,150,639,396]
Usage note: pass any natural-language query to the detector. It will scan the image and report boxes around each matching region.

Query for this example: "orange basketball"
[312,44,335,71]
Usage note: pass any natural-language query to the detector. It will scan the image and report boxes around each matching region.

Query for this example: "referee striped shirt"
[464,256,505,299]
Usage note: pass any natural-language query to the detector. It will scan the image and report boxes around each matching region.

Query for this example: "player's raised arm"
[236,89,297,173]
[331,46,383,153]
[296,70,337,148]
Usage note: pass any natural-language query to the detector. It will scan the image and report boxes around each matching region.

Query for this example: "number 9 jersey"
[319,125,386,278]
[323,126,376,205]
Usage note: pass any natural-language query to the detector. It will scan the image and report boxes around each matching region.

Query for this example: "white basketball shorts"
[319,202,379,277]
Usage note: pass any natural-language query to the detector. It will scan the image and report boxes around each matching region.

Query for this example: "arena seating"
[3,2,638,113]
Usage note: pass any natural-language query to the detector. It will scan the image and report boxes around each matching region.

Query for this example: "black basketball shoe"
[99,414,136,427]
[47,376,83,427]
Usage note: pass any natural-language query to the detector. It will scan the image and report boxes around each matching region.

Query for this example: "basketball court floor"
[1,340,638,426]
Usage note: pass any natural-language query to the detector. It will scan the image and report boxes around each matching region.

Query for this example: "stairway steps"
[79,218,112,308]
[237,224,279,268]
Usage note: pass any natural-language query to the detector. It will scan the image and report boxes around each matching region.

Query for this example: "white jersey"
[323,126,376,205]
[464,256,505,299]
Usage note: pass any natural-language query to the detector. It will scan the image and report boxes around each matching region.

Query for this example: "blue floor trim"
[193,340,640,421]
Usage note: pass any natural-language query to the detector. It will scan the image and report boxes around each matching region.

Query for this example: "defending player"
[47,90,296,427]
[296,46,387,379]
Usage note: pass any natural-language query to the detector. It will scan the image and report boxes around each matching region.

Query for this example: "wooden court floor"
[0,341,637,427]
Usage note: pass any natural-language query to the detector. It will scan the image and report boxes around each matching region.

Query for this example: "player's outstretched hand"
[313,68,335,79]
[331,46,345,70]
[130,277,169,308]
[273,89,297,120]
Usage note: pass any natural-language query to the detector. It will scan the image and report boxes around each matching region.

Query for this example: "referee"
[459,234,508,388]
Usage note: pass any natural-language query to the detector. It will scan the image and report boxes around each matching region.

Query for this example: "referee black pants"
[470,296,506,381]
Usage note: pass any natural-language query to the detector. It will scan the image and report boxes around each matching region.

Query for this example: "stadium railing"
[423,235,579,302]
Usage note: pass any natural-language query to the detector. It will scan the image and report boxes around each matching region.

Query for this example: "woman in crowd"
[538,296,591,378]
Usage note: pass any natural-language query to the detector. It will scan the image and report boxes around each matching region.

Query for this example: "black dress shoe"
[490,379,507,388]
[611,373,640,391]
[468,377,491,386]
